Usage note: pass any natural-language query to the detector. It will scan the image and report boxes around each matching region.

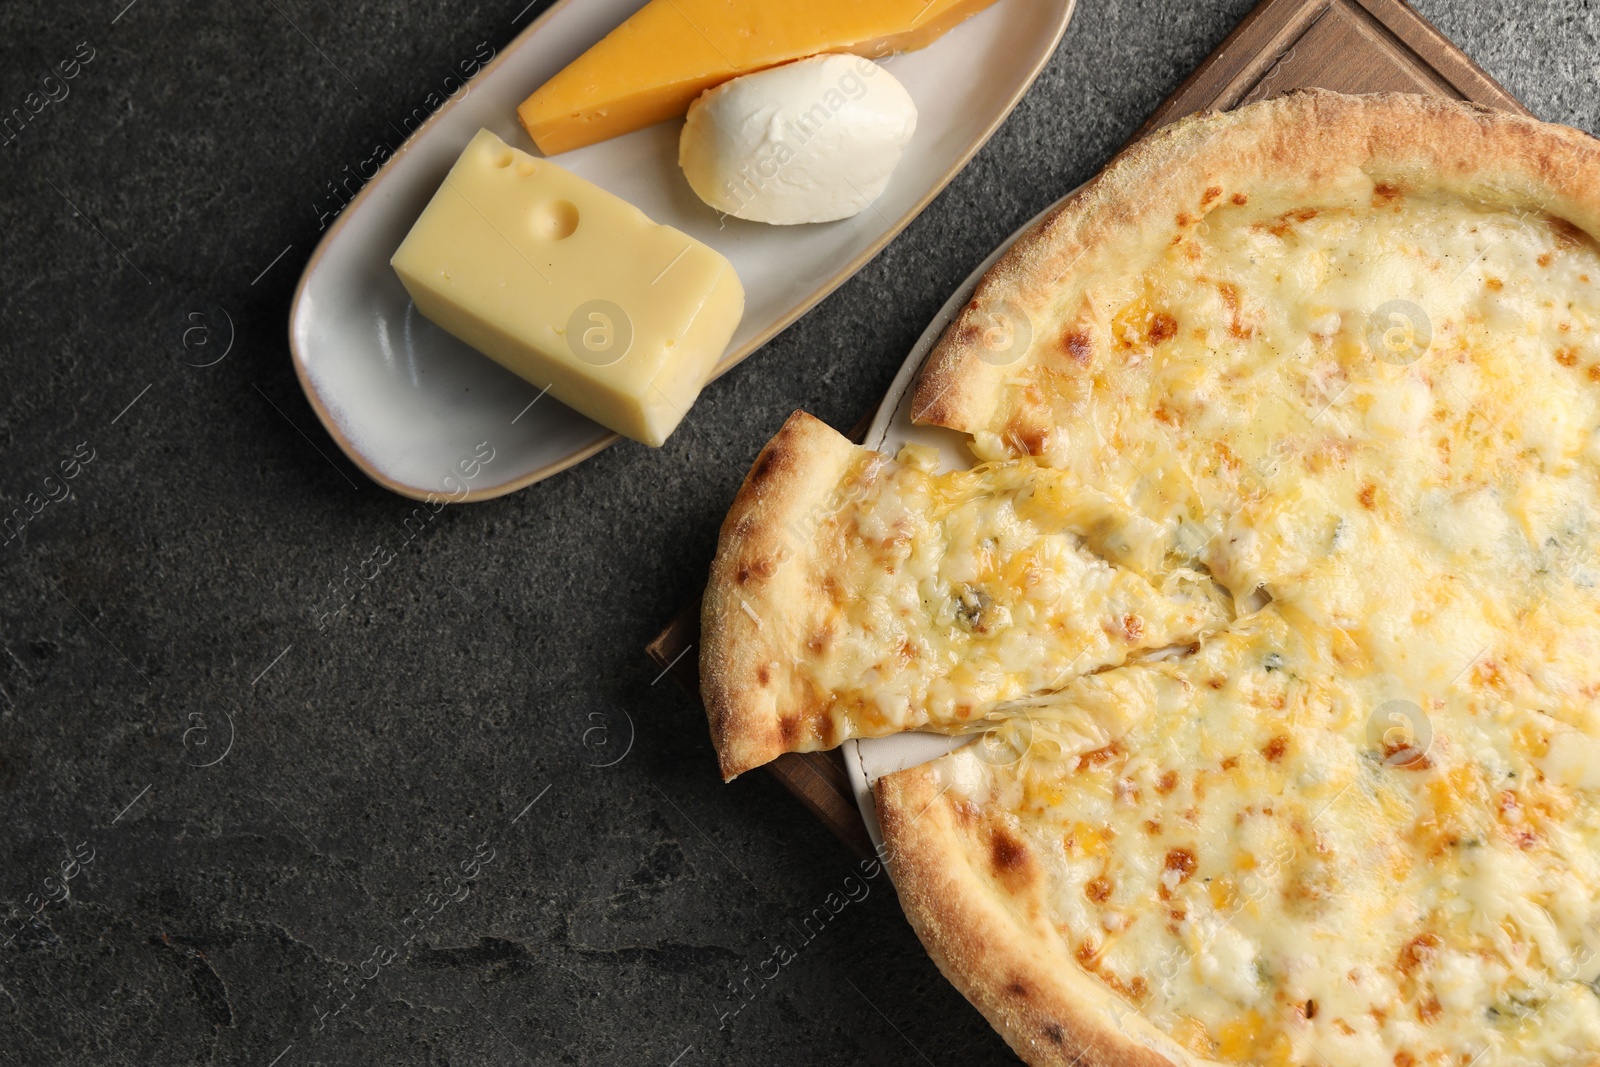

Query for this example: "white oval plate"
[841,191,1076,854]
[289,0,1076,502]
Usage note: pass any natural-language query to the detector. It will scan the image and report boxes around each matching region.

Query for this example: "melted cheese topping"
[936,186,1600,1065]
[947,611,1600,1066]
[792,449,1227,744]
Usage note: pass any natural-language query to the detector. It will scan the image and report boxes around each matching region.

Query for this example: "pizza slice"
[700,412,1230,779]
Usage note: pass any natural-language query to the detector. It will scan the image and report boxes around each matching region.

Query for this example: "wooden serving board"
[647,0,1529,860]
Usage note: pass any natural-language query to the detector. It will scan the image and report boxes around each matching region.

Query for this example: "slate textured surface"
[0,2,1596,1064]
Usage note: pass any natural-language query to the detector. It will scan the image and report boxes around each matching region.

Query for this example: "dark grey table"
[2,2,1595,1064]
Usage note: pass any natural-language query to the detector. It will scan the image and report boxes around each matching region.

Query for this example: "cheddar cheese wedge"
[519,0,1001,155]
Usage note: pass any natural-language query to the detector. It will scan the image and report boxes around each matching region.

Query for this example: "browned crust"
[878,764,1210,1067]
[912,89,1600,434]
[700,411,864,780]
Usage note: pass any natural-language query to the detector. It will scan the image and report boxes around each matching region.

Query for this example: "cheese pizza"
[701,91,1600,1066]
[702,410,1228,779]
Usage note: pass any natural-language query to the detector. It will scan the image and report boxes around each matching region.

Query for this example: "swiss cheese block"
[518,0,999,155]
[390,129,744,448]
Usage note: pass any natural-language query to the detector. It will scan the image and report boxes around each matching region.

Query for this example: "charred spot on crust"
[990,829,1029,874]
[779,716,801,744]
[1231,192,1249,206]
[1263,735,1289,762]
[1202,185,1223,207]
[1552,217,1588,250]
[748,444,786,487]
[736,557,776,585]
[756,663,772,686]
[1005,978,1031,999]
[1043,1023,1066,1045]
[817,711,845,749]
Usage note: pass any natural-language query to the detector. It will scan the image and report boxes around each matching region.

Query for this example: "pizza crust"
[701,410,860,780]
[912,90,1600,437]
[877,763,1207,1067]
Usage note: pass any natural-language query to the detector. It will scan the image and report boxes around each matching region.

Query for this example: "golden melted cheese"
[943,610,1600,1066]
[792,448,1227,743]
[933,186,1600,1066]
